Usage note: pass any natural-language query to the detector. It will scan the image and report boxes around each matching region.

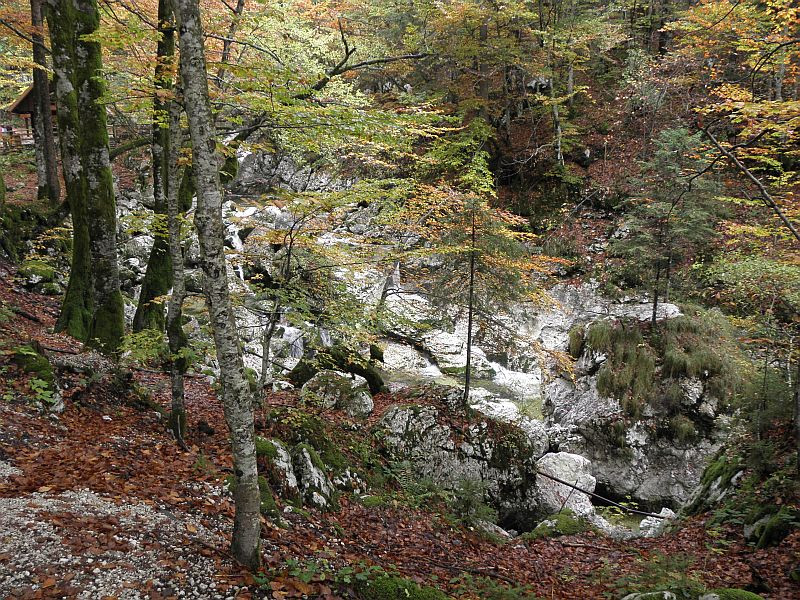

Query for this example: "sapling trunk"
[176,0,261,569]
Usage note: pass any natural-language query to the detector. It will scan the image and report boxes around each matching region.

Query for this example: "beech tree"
[133,0,177,333]
[176,0,262,569]
[29,0,59,205]
[45,0,124,352]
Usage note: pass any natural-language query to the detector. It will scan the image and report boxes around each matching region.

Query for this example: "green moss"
[568,325,584,358]
[19,259,56,282]
[257,475,279,516]
[270,408,348,472]
[522,509,590,540]
[685,452,743,515]
[294,442,326,471]
[13,345,55,387]
[358,495,388,508]
[357,575,448,600]
[255,436,279,459]
[707,589,764,600]
[225,474,278,516]
[756,506,798,549]
[132,231,171,333]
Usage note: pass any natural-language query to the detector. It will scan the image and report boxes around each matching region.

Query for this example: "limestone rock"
[639,507,677,537]
[291,444,334,509]
[534,452,596,518]
[300,370,374,418]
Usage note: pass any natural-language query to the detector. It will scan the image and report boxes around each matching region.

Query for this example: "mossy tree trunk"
[73,0,124,353]
[177,0,262,570]
[133,0,176,333]
[162,0,189,447]
[30,0,60,205]
[46,0,93,341]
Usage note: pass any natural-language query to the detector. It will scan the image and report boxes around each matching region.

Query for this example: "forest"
[0,0,798,597]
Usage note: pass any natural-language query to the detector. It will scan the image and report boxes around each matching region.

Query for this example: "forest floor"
[0,261,798,600]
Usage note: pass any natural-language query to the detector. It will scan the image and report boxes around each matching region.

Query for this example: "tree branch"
[702,127,800,243]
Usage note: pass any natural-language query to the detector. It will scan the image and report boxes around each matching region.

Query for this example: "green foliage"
[701,255,800,325]
[669,415,697,445]
[522,509,590,540]
[608,551,705,599]
[358,575,448,600]
[452,574,543,599]
[119,329,168,366]
[421,118,495,196]
[609,128,721,298]
[447,478,497,527]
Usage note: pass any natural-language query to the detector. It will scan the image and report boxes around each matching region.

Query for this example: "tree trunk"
[134,0,176,332]
[46,0,93,342]
[795,359,800,474]
[650,260,661,327]
[176,0,262,570]
[463,202,476,407]
[74,0,124,353]
[30,0,60,205]
[166,87,188,447]
[215,0,246,90]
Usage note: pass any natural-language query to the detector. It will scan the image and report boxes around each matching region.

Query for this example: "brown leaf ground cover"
[0,262,798,599]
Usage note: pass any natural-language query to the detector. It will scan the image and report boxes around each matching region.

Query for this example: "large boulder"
[375,400,542,530]
[534,452,596,518]
[300,370,374,418]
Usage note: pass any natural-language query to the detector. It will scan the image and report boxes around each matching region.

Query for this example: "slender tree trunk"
[794,360,800,474]
[215,0,246,90]
[177,0,262,570]
[30,0,60,205]
[134,0,176,332]
[463,202,476,407]
[258,307,280,394]
[166,87,188,448]
[651,260,661,327]
[46,0,93,341]
[74,0,124,353]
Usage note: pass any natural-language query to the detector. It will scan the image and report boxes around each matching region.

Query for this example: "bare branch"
[703,127,800,243]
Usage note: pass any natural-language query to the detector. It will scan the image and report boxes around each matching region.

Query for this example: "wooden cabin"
[2,84,56,148]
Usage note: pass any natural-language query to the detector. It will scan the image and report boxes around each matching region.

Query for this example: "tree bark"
[46,0,93,342]
[134,0,176,333]
[176,0,262,570]
[74,0,125,353]
[463,201,476,407]
[30,0,60,205]
[166,87,188,448]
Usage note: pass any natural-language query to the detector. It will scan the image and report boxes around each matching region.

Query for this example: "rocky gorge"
[17,149,733,541]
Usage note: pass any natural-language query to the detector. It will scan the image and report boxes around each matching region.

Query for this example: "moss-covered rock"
[268,408,349,472]
[255,436,279,459]
[522,509,590,540]
[754,506,798,549]
[701,589,764,600]
[357,575,448,600]
[684,451,743,515]
[12,344,55,387]
[18,259,56,284]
